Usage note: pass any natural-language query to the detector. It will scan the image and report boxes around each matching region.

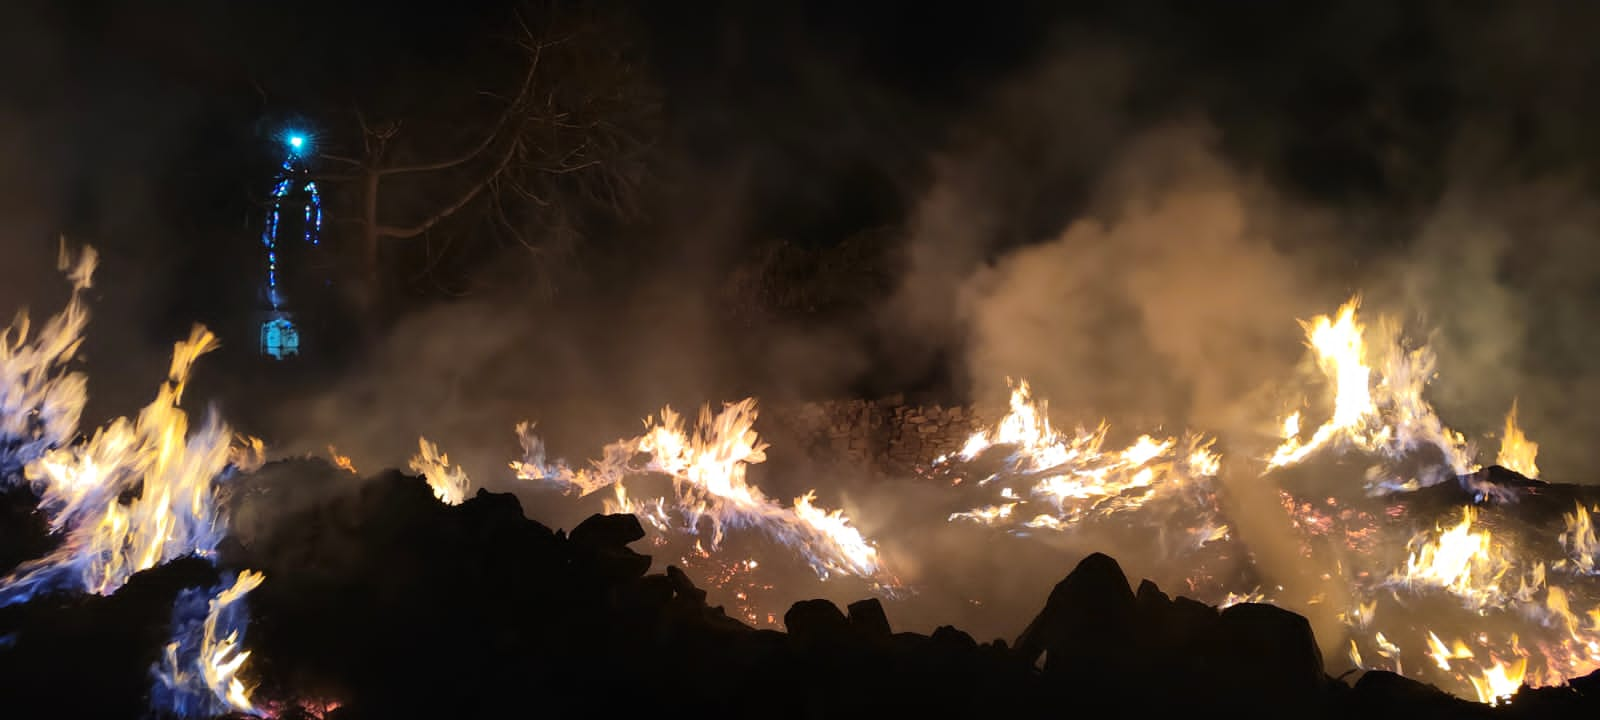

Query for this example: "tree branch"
[376,137,524,239]
[318,154,364,167]
[376,41,545,177]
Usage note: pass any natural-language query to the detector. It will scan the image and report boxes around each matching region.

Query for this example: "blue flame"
[149,571,265,718]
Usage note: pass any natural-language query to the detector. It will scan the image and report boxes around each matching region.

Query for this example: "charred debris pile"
[1,460,1598,720]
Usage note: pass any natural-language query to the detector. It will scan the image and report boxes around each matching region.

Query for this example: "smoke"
[850,2,1600,652]
[1371,162,1600,483]
[258,4,1600,652]
[955,126,1328,435]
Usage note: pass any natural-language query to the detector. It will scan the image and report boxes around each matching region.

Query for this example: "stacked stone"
[767,398,987,477]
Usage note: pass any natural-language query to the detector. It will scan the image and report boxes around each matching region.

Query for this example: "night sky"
[4,1,1600,475]
[7,2,1594,261]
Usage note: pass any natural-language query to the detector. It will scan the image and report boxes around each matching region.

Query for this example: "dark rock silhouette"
[845,597,891,640]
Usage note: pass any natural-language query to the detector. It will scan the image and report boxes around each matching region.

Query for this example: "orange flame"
[514,399,888,583]
[944,379,1221,532]
[1496,400,1539,479]
[410,437,470,505]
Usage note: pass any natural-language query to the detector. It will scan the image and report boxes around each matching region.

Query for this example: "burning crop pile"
[935,296,1600,704]
[2,249,1600,718]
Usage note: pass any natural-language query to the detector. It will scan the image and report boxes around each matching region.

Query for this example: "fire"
[1496,400,1539,479]
[1388,507,1538,611]
[1269,299,1372,468]
[1219,589,1266,608]
[156,570,267,715]
[1468,656,1527,706]
[1266,297,1474,482]
[1558,502,1598,575]
[327,445,357,474]
[1425,631,1475,671]
[935,295,1600,704]
[200,570,265,711]
[678,541,776,626]
[6,247,1594,710]
[0,247,264,718]
[514,399,888,584]
[943,379,1222,534]
[0,242,94,470]
[2,324,242,601]
[410,437,470,505]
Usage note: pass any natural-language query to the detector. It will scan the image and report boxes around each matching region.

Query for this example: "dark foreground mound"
[2,464,1599,719]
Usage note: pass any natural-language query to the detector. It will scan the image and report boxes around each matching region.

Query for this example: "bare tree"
[317,2,657,312]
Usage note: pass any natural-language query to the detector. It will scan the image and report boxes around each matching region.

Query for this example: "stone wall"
[763,397,992,478]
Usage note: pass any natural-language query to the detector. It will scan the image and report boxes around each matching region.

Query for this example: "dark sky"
[6,1,1600,469]
[5,0,1591,260]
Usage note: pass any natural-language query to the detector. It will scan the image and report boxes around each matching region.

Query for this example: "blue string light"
[259,130,321,359]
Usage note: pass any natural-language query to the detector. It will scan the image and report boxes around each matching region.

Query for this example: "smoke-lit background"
[4,0,1600,646]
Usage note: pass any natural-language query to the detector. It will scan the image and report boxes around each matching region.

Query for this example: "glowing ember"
[678,541,776,626]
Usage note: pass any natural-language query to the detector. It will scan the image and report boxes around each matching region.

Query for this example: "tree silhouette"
[315,1,658,314]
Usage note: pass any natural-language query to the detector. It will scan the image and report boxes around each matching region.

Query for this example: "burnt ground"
[0,461,1597,719]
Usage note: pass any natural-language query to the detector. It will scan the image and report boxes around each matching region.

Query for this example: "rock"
[846,598,892,639]
[568,514,651,580]
[569,513,645,549]
[931,625,977,651]
[1217,602,1326,708]
[1015,552,1138,682]
[1135,578,1170,608]
[665,565,707,606]
[1350,670,1486,718]
[1573,666,1600,696]
[785,599,850,644]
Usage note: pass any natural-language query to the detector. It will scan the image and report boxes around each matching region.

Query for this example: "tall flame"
[410,437,470,505]
[153,570,267,717]
[0,243,95,476]
[0,248,264,718]
[1266,297,1474,483]
[1559,503,1598,575]
[0,325,240,602]
[1496,400,1539,479]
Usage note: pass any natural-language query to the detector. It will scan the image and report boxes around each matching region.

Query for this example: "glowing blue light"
[285,132,309,156]
[260,315,300,359]
[259,128,323,357]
